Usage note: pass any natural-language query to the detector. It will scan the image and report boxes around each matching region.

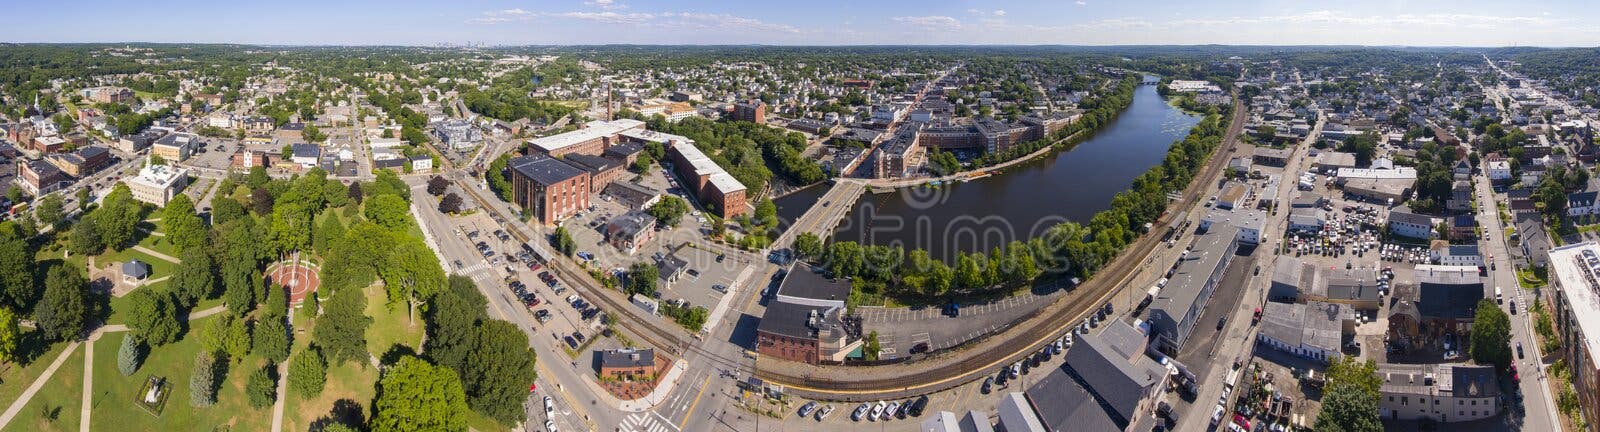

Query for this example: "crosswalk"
[619,411,680,432]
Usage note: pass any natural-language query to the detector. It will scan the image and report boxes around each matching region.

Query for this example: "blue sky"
[3,0,1597,46]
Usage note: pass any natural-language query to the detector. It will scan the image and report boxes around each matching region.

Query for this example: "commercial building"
[604,210,657,255]
[1024,319,1165,431]
[667,141,748,218]
[45,146,110,177]
[151,133,198,162]
[597,348,656,380]
[563,154,624,194]
[997,392,1046,432]
[1388,211,1437,240]
[732,100,767,124]
[873,127,919,179]
[1377,363,1499,423]
[1336,167,1416,203]
[1256,301,1352,362]
[433,119,482,150]
[755,266,860,364]
[1430,244,1482,267]
[81,86,134,104]
[124,163,190,206]
[527,119,647,158]
[291,143,321,167]
[1252,147,1292,166]
[15,158,69,196]
[1268,258,1316,302]
[507,155,591,225]
[116,130,165,153]
[602,181,662,211]
[1545,242,1600,428]
[1145,223,1240,353]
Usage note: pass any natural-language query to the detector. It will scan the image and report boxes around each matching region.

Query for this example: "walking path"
[269,308,294,432]
[0,304,225,430]
[131,245,181,264]
[0,341,80,427]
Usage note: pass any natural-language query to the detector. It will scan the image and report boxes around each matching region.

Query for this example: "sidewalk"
[131,245,182,264]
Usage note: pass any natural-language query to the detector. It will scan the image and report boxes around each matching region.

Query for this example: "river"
[775,79,1200,261]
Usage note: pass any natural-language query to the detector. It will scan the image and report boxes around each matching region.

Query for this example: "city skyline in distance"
[2,0,1598,47]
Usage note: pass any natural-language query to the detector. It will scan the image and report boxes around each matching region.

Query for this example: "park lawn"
[363,285,424,358]
[0,341,84,432]
[0,330,72,406]
[103,289,221,327]
[280,333,378,432]
[88,324,272,432]
[98,247,178,281]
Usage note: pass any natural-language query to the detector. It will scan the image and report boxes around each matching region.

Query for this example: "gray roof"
[774,265,852,305]
[564,154,621,172]
[1417,269,1483,320]
[1517,212,1551,267]
[122,259,150,279]
[1321,277,1379,303]
[291,143,320,159]
[1445,244,1481,258]
[1259,301,1346,352]
[598,348,655,369]
[1146,225,1238,339]
[1271,258,1316,298]
[996,393,1046,432]
[1388,211,1433,227]
[1029,319,1161,431]
[606,210,656,239]
[508,155,587,186]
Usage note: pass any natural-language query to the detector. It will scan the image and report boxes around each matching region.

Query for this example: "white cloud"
[472,8,803,35]
[993,10,1006,17]
[467,8,536,24]
[892,16,961,28]
[584,0,626,10]
[1075,1,1086,5]
[663,12,802,33]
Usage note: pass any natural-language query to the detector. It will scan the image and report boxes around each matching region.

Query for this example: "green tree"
[626,262,659,296]
[170,248,215,308]
[246,364,277,408]
[314,287,371,366]
[1470,299,1513,369]
[164,194,208,252]
[793,232,823,260]
[486,154,512,201]
[35,194,64,228]
[117,333,145,375]
[369,356,469,432]
[552,227,576,257]
[381,239,445,325]
[303,124,327,143]
[125,289,182,346]
[955,254,984,290]
[269,202,313,253]
[190,352,218,407]
[824,241,863,277]
[0,307,18,364]
[223,315,253,361]
[289,346,328,398]
[36,266,90,341]
[212,197,247,226]
[68,215,105,255]
[424,277,485,374]
[0,237,36,312]
[74,187,91,211]
[461,320,538,425]
[439,193,463,214]
[364,194,410,231]
[254,316,290,364]
[314,210,347,255]
[647,196,689,226]
[1313,356,1382,432]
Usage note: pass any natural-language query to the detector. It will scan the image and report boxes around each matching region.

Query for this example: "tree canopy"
[370,356,469,432]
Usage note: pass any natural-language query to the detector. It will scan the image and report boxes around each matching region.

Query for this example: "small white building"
[1486,160,1512,181]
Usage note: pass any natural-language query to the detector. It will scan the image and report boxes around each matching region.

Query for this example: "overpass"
[771,179,865,250]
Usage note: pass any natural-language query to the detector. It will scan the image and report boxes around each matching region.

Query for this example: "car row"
[847,395,928,422]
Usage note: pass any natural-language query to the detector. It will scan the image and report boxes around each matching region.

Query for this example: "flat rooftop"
[528,119,645,153]
[1549,242,1600,358]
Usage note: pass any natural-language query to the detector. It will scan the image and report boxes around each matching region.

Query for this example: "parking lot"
[860,289,1060,358]
[446,211,605,353]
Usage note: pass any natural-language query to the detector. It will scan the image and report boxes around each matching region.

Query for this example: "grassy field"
[98,248,177,281]
[0,341,83,432]
[0,330,72,404]
[281,285,422,431]
[87,324,272,431]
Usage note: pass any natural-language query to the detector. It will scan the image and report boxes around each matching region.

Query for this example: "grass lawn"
[362,286,424,358]
[87,323,272,432]
[467,410,511,432]
[282,285,421,431]
[99,248,177,279]
[281,334,378,432]
[0,341,83,432]
[0,330,72,407]
[104,291,221,327]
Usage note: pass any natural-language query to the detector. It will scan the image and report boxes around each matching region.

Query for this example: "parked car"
[852,404,869,421]
[799,401,819,418]
[816,404,834,421]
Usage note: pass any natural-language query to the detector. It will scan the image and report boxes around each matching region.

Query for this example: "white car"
[543,396,554,414]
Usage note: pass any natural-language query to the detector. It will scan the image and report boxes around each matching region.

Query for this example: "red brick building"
[756,266,859,364]
[733,100,767,124]
[667,141,747,218]
[597,348,656,380]
[508,155,591,224]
